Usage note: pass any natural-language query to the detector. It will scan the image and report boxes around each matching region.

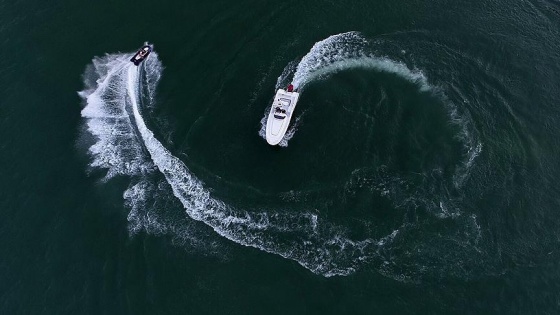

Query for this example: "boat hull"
[265,89,300,145]
[130,45,152,66]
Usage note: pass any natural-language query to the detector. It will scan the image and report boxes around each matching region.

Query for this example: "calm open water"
[1,0,560,313]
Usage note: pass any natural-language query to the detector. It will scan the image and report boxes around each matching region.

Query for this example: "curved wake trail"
[80,40,483,280]
[121,60,381,277]
[260,32,481,183]
[259,32,432,146]
[79,54,154,179]
[291,32,429,91]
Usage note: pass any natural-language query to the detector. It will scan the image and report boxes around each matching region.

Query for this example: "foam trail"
[79,54,154,180]
[126,64,380,277]
[79,47,485,281]
[292,32,429,91]
[79,52,387,277]
[262,32,481,186]
[260,32,431,146]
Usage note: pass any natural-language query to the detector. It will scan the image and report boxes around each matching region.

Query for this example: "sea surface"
[1,0,560,313]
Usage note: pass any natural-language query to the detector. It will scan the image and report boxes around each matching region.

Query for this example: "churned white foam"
[289,31,481,186]
[258,108,269,141]
[277,113,304,147]
[79,54,155,180]
[376,229,399,246]
[441,92,483,188]
[79,43,481,280]
[125,180,167,235]
[123,61,384,277]
[275,60,299,90]
[292,32,429,91]
[260,32,431,146]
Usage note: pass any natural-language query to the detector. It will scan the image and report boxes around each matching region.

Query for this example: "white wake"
[259,31,431,146]
[79,38,482,279]
[79,51,395,277]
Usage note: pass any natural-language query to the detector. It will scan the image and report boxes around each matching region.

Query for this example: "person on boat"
[287,84,294,92]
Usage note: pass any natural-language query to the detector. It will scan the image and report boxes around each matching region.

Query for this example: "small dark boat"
[130,45,152,66]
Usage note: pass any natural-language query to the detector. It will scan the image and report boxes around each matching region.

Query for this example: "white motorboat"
[265,84,300,145]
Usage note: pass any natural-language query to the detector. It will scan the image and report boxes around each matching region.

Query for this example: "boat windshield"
[279,98,291,107]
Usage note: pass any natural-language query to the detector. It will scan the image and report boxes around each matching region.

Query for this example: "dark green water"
[2,0,560,313]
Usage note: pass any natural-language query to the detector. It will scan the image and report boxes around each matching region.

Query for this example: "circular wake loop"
[260,32,480,183]
[79,34,488,281]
